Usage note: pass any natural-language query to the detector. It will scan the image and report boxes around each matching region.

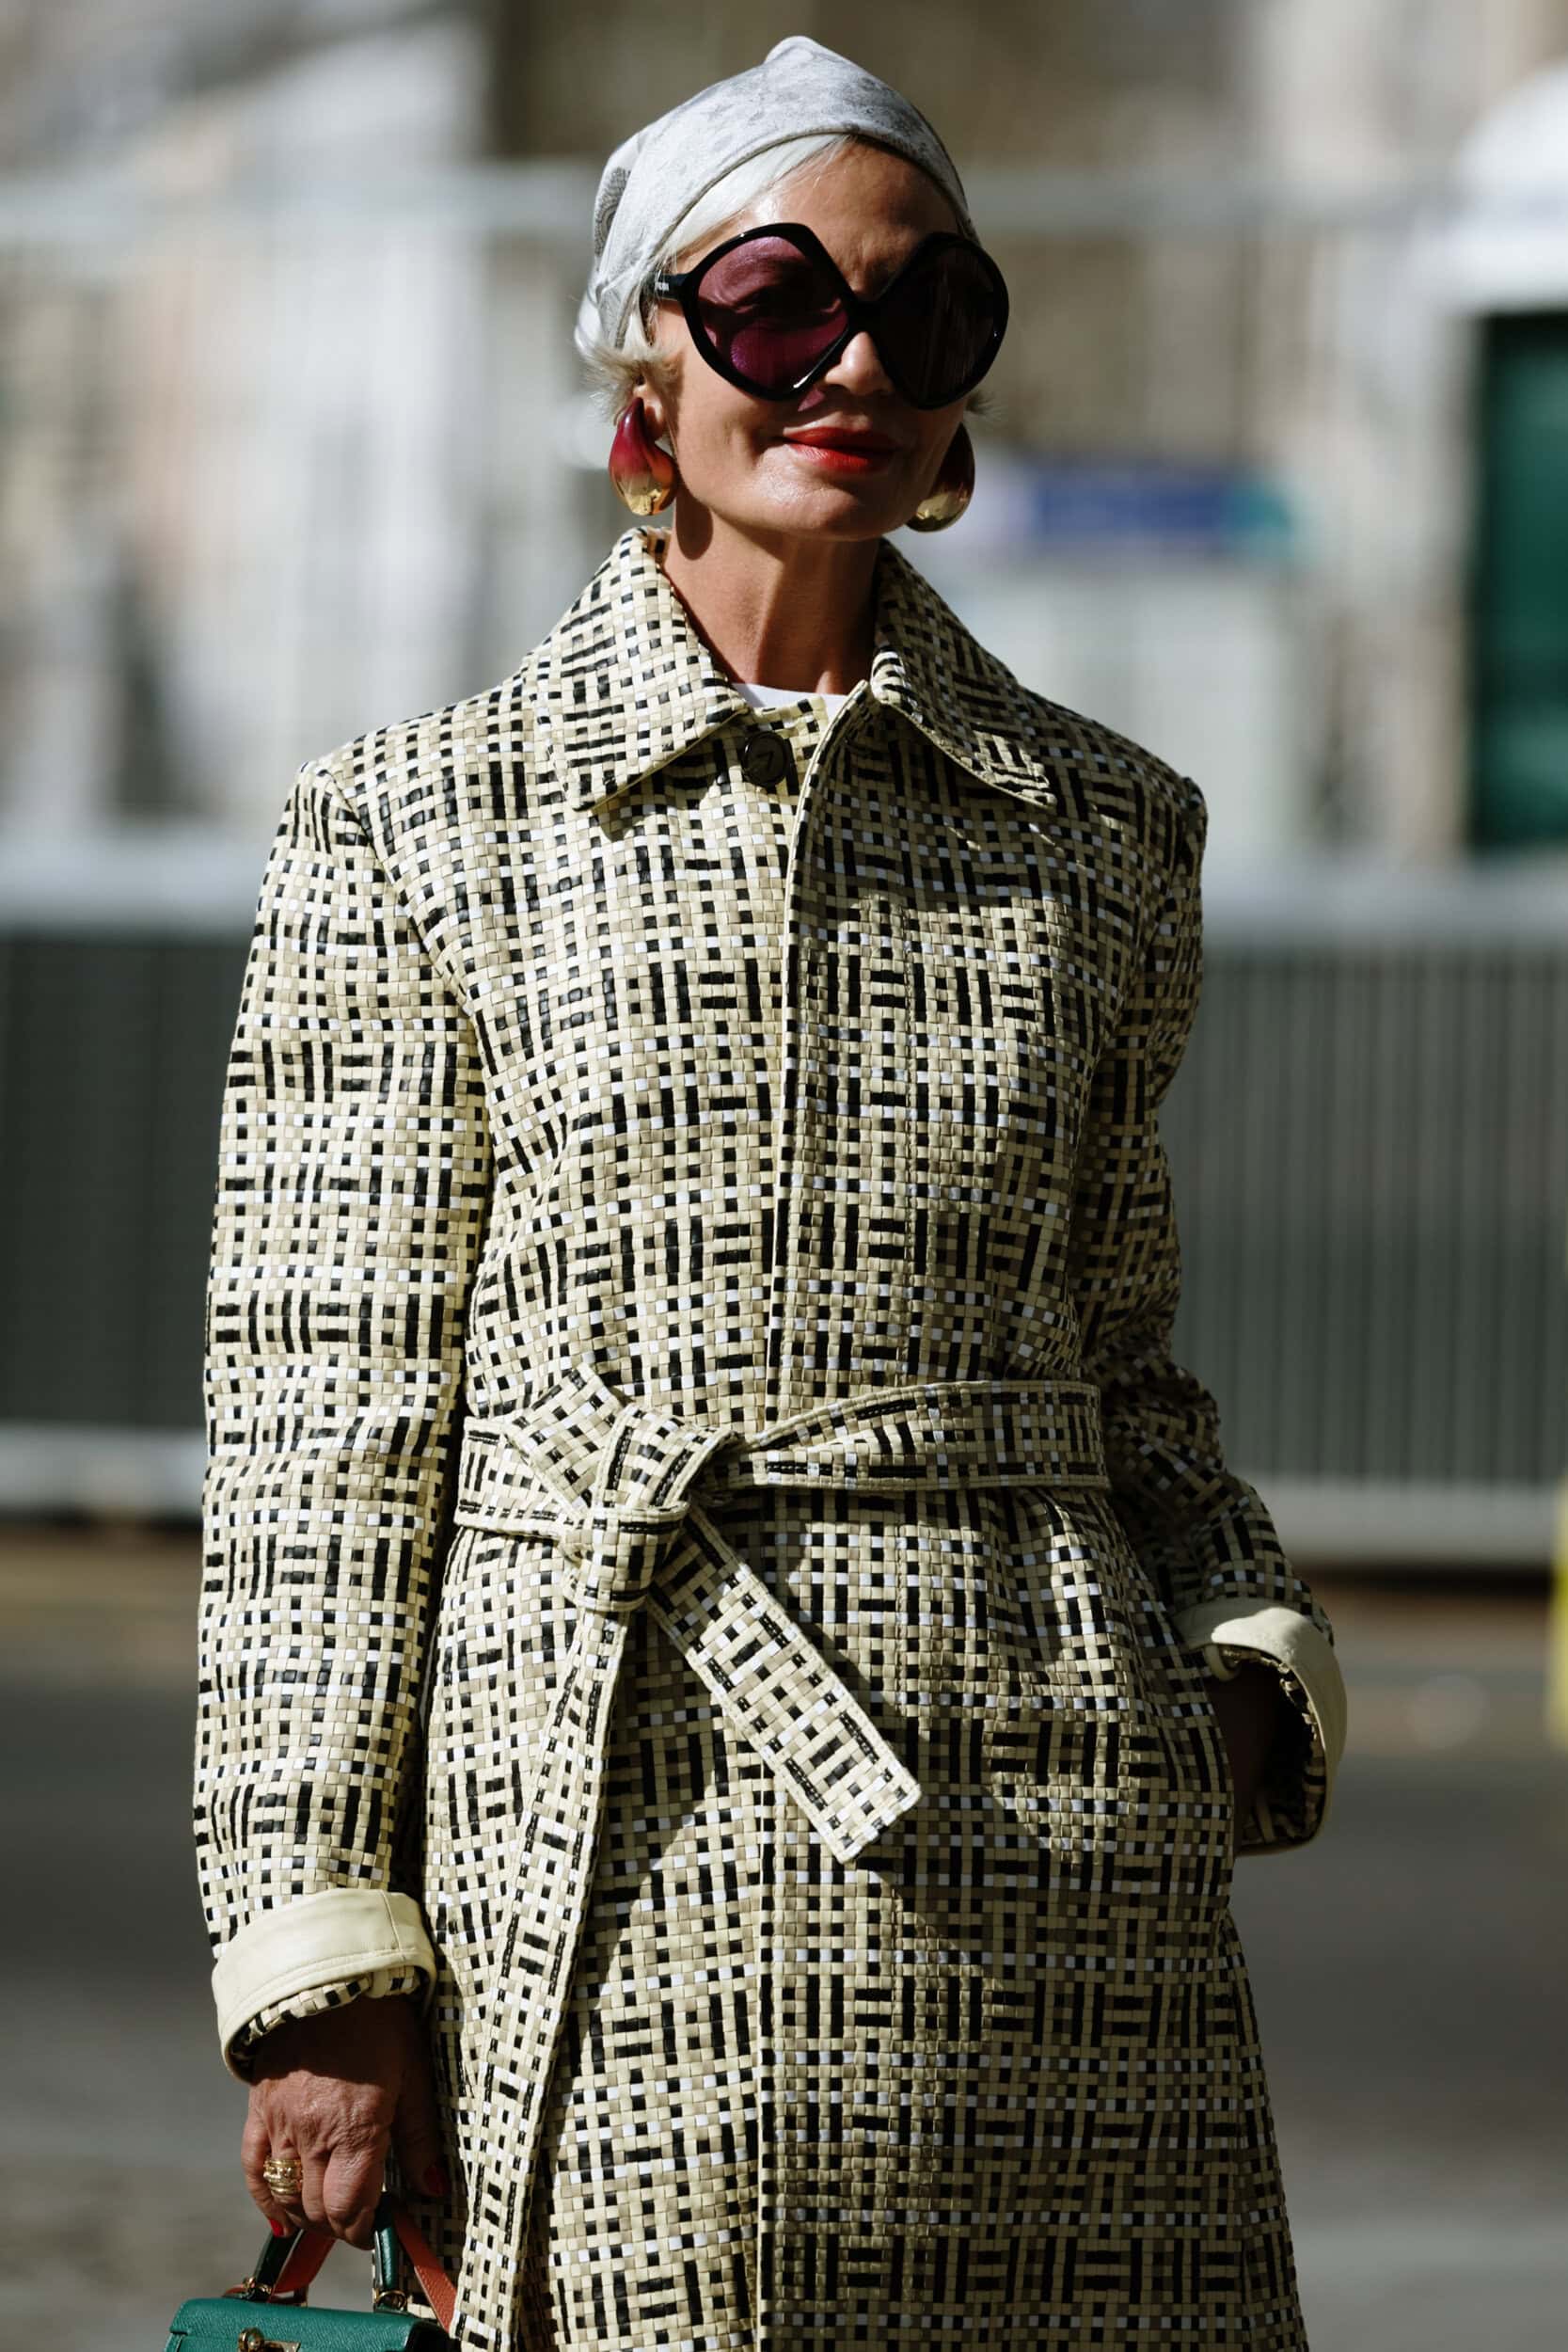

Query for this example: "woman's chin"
[744,476,911,541]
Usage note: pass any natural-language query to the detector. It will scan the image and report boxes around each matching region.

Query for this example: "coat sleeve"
[1066,774,1347,1854]
[194,758,493,2079]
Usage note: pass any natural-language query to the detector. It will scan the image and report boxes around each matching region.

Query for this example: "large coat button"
[737,728,792,786]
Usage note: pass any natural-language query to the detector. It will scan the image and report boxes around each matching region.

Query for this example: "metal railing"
[2,837,1563,1560]
[1164,858,1568,1565]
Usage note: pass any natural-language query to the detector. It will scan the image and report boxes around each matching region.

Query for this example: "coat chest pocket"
[901,927,1108,1187]
[894,810,1121,1152]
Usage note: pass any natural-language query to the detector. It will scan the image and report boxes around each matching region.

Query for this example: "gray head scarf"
[577,35,976,358]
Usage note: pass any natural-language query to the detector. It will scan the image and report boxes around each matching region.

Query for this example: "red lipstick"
[783,428,901,474]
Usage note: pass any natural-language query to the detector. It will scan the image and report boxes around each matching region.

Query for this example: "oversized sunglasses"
[650,222,1009,410]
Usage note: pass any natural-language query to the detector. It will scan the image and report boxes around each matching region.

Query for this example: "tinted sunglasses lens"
[880,244,1004,404]
[693,236,847,391]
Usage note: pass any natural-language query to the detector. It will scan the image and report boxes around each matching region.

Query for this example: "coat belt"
[442,1362,1108,2352]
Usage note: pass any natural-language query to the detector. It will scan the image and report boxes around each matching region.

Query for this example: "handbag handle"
[237,2193,457,2334]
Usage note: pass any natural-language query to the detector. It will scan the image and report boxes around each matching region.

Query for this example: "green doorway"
[1471,309,1568,850]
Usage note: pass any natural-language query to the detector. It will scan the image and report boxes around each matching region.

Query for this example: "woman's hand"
[1204,1661,1289,1831]
[241,1991,449,2249]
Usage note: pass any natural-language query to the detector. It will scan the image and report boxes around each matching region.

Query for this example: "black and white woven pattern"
[196,528,1340,2351]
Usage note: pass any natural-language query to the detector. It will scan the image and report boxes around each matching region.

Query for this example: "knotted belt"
[443,1362,1108,2352]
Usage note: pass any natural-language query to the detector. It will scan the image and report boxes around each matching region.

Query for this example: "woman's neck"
[655,509,879,694]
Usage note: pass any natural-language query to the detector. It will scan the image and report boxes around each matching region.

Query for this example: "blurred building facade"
[1,0,1568,856]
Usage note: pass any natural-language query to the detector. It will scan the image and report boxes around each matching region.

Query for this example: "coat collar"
[534,527,1062,818]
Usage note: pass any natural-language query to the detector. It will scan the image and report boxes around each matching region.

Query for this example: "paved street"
[1,1530,1563,2349]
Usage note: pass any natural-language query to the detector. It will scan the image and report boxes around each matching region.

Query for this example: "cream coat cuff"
[1176,1597,1348,1848]
[212,1886,437,2081]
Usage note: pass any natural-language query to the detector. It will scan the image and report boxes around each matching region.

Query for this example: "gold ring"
[261,2156,304,2195]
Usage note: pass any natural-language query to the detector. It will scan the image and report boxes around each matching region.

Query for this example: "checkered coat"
[195,524,1347,2352]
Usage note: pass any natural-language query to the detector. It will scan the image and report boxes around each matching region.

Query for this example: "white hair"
[574,133,860,419]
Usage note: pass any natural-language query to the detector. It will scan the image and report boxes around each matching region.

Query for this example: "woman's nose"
[821,327,896,398]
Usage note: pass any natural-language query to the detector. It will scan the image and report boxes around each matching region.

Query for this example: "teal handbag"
[163,2194,457,2352]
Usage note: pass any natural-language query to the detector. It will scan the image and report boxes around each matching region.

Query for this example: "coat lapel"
[538,527,750,813]
[532,527,1064,818]
[865,537,1067,814]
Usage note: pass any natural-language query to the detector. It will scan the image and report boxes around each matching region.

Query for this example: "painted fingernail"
[422,2162,451,2196]
[270,2218,288,2236]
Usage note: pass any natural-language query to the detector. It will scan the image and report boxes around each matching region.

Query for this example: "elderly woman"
[195,36,1346,2352]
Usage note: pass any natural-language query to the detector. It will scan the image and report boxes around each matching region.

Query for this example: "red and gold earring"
[609,392,677,516]
[906,421,974,532]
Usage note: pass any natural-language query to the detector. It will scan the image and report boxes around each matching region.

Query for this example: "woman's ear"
[639,374,674,447]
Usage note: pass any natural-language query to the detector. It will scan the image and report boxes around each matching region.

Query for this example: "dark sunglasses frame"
[650,221,1009,410]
